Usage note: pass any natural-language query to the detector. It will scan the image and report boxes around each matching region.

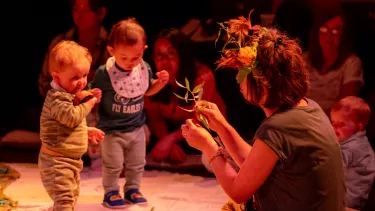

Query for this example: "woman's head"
[308,2,350,70]
[71,0,107,31]
[240,29,309,109]
[153,28,196,86]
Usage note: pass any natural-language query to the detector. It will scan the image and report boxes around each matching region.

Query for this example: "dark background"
[2,0,375,135]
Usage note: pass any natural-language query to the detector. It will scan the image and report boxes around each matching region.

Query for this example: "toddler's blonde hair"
[48,40,92,74]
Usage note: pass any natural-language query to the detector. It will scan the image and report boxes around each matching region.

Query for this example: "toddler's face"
[53,59,90,94]
[330,110,358,143]
[108,42,146,71]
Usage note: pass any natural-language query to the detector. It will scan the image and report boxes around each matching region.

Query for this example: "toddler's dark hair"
[108,18,147,47]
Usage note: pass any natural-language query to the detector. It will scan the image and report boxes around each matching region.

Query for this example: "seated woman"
[144,28,226,165]
[305,3,364,115]
[38,0,109,99]
[181,15,346,210]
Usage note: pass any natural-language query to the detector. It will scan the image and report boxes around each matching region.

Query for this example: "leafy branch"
[173,78,210,130]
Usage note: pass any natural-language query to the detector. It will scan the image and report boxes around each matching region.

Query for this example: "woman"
[181,16,346,210]
[305,3,363,114]
[38,0,109,98]
[144,28,226,164]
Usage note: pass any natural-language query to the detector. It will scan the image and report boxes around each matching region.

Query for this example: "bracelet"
[208,147,228,164]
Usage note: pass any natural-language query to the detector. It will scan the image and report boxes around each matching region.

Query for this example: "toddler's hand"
[88,127,105,145]
[85,97,98,109]
[156,70,169,86]
[88,88,102,103]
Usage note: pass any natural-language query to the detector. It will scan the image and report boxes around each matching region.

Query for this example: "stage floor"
[3,163,228,211]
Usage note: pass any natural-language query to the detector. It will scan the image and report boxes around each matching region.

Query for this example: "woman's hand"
[150,133,175,162]
[195,101,228,133]
[87,127,105,145]
[181,119,217,153]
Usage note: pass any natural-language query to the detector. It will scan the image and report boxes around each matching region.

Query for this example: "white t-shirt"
[306,54,364,113]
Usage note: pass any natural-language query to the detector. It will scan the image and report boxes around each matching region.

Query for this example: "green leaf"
[197,89,203,101]
[237,67,252,84]
[192,82,204,94]
[218,22,227,29]
[215,28,222,49]
[175,79,185,88]
[222,36,233,52]
[173,93,185,100]
[184,91,188,102]
[199,114,210,130]
[184,77,190,91]
[178,106,194,112]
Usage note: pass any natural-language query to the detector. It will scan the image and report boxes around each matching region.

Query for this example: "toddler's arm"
[50,94,97,128]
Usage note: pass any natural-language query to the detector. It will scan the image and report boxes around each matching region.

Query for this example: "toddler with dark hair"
[89,18,169,208]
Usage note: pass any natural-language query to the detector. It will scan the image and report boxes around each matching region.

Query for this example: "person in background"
[145,28,226,166]
[305,2,364,115]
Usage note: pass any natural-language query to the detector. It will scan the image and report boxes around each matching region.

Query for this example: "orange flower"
[216,50,242,69]
[237,46,257,67]
[225,16,251,37]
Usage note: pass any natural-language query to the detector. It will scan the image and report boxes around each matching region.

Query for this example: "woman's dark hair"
[246,28,309,109]
[150,28,198,106]
[308,1,352,71]
[70,0,108,14]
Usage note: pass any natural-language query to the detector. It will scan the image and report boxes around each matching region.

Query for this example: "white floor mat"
[3,163,228,211]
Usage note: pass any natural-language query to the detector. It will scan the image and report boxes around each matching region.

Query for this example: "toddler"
[39,40,104,211]
[89,18,169,208]
[331,96,375,210]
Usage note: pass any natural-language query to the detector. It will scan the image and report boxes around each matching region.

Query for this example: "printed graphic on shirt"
[112,93,144,114]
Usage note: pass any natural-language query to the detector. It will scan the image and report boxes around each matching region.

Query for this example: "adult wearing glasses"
[304,2,364,115]
[144,28,226,166]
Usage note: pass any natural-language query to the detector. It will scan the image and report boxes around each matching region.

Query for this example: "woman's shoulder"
[343,54,362,66]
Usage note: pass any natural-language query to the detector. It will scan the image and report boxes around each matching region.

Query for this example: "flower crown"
[215,10,268,84]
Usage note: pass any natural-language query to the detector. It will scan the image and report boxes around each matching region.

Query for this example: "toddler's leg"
[73,160,83,208]
[39,153,82,211]
[101,133,125,193]
[123,126,146,192]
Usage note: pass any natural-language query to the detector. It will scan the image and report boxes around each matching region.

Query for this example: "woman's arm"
[206,139,278,203]
[215,121,252,166]
[339,56,364,99]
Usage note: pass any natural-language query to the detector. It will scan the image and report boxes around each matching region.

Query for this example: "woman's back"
[254,99,346,211]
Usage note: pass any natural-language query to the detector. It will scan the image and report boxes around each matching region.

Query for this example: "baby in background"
[39,40,104,211]
[89,18,169,208]
[330,96,375,210]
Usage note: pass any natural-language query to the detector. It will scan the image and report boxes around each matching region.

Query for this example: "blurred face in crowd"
[153,38,180,85]
[72,0,106,31]
[319,16,343,53]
